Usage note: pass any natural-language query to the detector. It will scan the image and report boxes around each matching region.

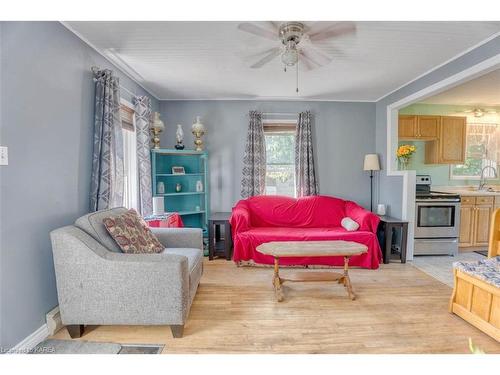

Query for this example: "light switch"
[0,146,8,165]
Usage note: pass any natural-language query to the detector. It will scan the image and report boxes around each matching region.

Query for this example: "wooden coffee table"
[256,241,368,302]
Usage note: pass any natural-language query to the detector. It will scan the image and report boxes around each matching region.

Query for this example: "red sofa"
[230,195,382,269]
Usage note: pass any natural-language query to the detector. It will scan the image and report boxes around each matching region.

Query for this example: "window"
[264,121,297,197]
[120,100,139,210]
[451,122,500,180]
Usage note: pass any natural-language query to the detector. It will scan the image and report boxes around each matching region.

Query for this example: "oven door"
[415,200,460,238]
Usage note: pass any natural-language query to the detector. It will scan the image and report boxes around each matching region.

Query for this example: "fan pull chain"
[296,60,299,94]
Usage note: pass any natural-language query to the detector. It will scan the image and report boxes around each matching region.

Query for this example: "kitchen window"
[264,121,297,197]
[450,122,500,180]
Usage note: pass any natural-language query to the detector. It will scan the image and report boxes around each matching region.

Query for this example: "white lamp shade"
[152,112,165,131]
[363,154,380,171]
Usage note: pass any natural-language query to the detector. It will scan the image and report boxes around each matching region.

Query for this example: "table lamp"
[363,154,381,212]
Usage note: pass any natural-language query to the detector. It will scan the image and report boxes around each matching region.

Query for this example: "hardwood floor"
[51,259,500,353]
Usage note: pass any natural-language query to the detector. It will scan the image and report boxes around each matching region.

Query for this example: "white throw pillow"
[341,217,359,231]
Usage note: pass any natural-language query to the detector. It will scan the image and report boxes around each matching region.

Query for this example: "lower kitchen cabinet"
[459,203,474,247]
[459,195,497,248]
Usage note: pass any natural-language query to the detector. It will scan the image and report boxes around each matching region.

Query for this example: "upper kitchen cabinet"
[425,116,466,164]
[398,115,439,140]
[417,116,440,139]
[398,115,417,139]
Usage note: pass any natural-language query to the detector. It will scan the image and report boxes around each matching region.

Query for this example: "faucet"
[478,165,498,191]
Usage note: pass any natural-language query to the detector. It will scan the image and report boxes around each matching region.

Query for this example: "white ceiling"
[421,69,500,106]
[64,21,500,101]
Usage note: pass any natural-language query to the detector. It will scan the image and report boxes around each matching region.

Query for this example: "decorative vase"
[196,180,203,192]
[175,183,182,193]
[399,158,410,170]
[151,112,165,149]
[192,116,205,151]
[175,124,185,150]
[157,181,165,194]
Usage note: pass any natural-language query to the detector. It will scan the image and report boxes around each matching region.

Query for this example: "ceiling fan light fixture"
[281,41,299,66]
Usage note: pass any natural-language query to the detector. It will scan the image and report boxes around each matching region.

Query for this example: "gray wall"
[160,100,376,212]
[0,22,158,350]
[375,35,500,218]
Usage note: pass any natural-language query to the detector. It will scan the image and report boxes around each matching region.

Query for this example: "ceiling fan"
[237,21,356,71]
[456,108,498,117]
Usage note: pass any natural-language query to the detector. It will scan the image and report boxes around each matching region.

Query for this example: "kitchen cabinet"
[416,116,440,139]
[424,116,467,164]
[459,195,496,248]
[458,197,475,247]
[398,115,439,140]
[398,114,466,164]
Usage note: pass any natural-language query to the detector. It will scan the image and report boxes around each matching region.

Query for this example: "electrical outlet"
[0,146,8,165]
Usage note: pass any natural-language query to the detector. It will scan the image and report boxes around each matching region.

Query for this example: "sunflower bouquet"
[396,144,416,170]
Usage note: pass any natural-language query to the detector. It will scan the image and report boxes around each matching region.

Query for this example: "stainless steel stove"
[414,175,460,256]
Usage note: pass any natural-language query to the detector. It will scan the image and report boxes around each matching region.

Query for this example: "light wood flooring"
[51,259,500,353]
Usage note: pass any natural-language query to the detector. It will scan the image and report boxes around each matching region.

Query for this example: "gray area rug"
[32,339,163,354]
[411,252,484,287]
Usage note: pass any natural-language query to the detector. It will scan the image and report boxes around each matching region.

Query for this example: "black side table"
[208,212,233,260]
[377,215,409,264]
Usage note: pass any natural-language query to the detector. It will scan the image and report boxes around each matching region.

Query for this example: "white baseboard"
[46,306,63,336]
[7,324,49,354]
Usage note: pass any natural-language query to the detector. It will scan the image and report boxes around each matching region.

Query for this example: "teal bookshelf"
[151,149,209,235]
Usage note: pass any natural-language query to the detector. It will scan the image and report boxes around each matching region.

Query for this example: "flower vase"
[399,158,410,170]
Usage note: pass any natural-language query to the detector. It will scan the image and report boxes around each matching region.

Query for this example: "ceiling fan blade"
[238,22,277,41]
[250,47,281,68]
[300,46,332,67]
[309,22,357,42]
[299,52,318,71]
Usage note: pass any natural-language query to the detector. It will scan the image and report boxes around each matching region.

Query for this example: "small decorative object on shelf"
[175,124,185,150]
[157,181,165,194]
[151,112,165,149]
[196,180,203,192]
[171,166,185,175]
[396,144,416,170]
[192,116,205,151]
[175,183,182,193]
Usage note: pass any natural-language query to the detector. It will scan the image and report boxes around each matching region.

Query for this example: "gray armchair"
[50,208,203,338]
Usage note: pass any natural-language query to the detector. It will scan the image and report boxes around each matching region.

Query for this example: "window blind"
[263,123,297,133]
[120,104,135,132]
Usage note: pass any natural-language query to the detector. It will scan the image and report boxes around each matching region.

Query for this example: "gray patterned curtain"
[241,111,266,198]
[90,68,124,211]
[133,96,153,216]
[295,111,318,197]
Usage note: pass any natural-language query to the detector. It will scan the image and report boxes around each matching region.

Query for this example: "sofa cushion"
[341,217,360,231]
[75,207,128,253]
[102,209,163,254]
[163,248,204,305]
[163,247,203,274]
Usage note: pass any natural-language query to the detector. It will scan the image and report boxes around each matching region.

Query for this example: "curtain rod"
[91,66,138,99]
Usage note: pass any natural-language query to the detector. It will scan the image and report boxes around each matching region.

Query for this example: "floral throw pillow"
[102,209,164,254]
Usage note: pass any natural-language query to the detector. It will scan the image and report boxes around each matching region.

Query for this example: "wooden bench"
[449,208,500,342]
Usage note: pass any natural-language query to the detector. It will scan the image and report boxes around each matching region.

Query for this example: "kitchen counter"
[435,186,500,196]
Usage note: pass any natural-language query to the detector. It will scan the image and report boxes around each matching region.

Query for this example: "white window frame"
[449,121,500,181]
[121,99,139,210]
[263,118,297,198]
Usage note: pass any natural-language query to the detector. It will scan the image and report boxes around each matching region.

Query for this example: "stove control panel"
[416,175,432,185]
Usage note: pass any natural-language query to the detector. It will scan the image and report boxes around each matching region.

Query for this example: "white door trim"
[385,53,500,261]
